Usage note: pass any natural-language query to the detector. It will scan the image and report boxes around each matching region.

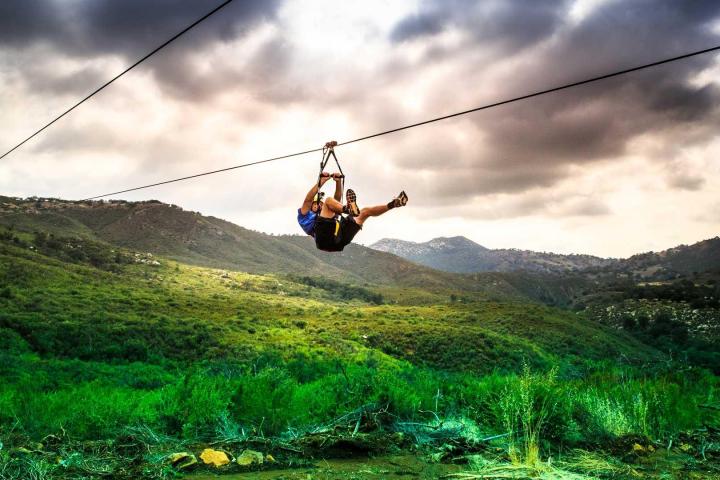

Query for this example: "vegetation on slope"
[0,228,658,369]
[0,222,718,478]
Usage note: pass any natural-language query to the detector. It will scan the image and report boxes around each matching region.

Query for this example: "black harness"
[313,141,345,231]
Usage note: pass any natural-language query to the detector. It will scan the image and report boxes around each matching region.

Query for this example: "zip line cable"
[336,45,720,148]
[0,0,236,161]
[82,44,720,201]
[84,147,325,200]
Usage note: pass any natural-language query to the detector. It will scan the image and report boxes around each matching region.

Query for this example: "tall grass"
[0,354,716,449]
[500,364,558,468]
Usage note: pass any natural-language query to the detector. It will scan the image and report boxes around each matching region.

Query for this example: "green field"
[0,227,719,479]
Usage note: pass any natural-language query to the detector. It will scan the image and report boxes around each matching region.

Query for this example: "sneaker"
[345,189,360,216]
[390,190,408,208]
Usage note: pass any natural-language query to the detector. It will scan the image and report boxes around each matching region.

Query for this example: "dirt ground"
[188,455,464,480]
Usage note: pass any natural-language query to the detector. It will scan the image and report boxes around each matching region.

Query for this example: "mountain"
[0,196,544,300]
[4,196,715,310]
[371,236,616,274]
[616,237,720,277]
[371,235,720,279]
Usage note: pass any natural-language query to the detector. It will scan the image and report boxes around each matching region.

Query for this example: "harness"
[313,141,345,234]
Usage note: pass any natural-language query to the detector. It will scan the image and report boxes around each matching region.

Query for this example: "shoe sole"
[346,189,360,216]
[398,190,408,207]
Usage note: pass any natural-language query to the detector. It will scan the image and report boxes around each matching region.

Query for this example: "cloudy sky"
[1,0,719,258]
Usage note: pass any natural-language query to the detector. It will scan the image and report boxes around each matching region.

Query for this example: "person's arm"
[300,173,329,215]
[332,173,343,201]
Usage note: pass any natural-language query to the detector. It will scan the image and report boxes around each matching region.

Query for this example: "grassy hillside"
[0,197,475,287]
[0,196,584,305]
[0,228,657,371]
[1,203,718,479]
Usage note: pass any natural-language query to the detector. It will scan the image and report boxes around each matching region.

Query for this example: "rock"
[168,452,197,470]
[200,448,230,467]
[630,442,655,455]
[237,449,264,466]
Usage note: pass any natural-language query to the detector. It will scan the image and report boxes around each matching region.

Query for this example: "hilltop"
[371,235,720,279]
[0,196,583,303]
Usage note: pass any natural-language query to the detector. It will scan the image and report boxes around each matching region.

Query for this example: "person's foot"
[388,190,408,209]
[344,189,360,216]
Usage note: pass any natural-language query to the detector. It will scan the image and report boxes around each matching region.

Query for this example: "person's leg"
[353,191,408,225]
[354,204,389,226]
[319,198,343,218]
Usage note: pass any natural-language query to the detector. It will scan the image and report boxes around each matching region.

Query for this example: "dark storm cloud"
[387,0,720,200]
[483,0,720,161]
[0,0,279,56]
[391,0,570,54]
[0,0,282,98]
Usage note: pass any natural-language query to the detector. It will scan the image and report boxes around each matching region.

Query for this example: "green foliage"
[628,280,720,308]
[30,231,131,271]
[500,364,557,467]
[287,274,384,304]
[1,355,716,451]
[587,298,720,372]
[0,224,717,473]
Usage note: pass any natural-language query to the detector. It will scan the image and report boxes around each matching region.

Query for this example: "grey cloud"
[0,1,279,57]
[432,165,563,198]
[559,197,611,217]
[414,191,610,220]
[0,0,282,98]
[30,124,124,154]
[391,0,570,55]
[667,172,706,191]
[385,0,720,202]
[480,0,720,163]
[9,61,107,97]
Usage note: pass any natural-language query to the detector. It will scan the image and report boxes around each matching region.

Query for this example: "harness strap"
[313,141,345,229]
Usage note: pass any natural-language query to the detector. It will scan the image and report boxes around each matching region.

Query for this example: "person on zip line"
[297,143,408,252]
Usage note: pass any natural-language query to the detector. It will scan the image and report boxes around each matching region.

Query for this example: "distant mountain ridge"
[370,235,720,278]
[370,236,616,274]
[2,195,717,301]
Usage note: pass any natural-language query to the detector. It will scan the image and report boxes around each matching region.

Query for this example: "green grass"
[0,227,718,478]
[0,230,660,370]
[1,353,716,449]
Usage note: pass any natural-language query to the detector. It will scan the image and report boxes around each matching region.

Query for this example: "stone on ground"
[237,449,264,466]
[200,448,230,467]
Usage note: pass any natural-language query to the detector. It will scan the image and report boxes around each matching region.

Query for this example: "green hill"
[0,227,658,371]
[0,196,582,304]
[2,211,718,480]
